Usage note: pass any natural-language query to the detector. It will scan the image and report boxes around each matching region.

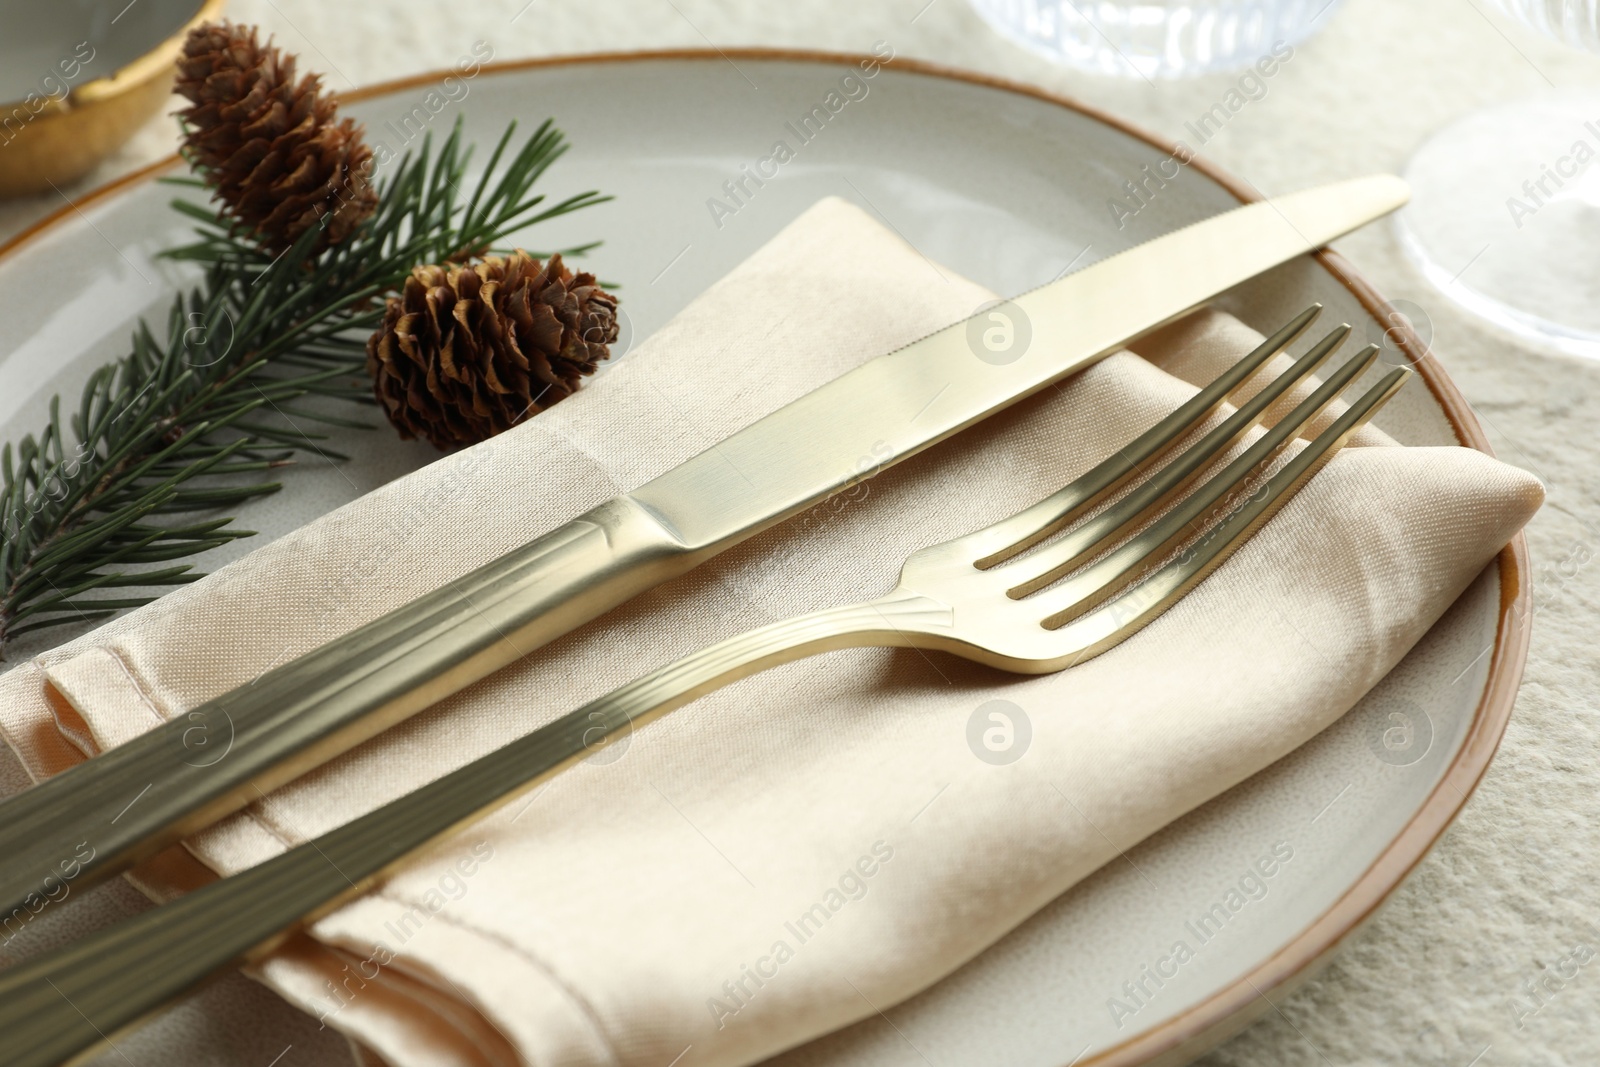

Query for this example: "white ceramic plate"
[0,52,1528,1067]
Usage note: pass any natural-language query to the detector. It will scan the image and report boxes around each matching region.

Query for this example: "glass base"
[965,0,1344,79]
[1397,94,1600,360]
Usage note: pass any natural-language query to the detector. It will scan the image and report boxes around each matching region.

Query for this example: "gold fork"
[0,307,1406,1067]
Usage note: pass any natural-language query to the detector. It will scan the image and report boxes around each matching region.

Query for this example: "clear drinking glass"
[965,0,1344,79]
[1396,1,1600,358]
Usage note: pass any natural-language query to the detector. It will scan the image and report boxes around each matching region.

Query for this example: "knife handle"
[0,494,691,926]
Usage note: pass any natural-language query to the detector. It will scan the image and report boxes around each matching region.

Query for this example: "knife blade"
[0,175,1408,921]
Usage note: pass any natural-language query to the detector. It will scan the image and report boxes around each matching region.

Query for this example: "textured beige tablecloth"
[0,196,1541,1066]
[1,1,1595,1065]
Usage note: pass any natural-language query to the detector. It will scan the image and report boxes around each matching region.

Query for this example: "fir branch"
[0,119,609,653]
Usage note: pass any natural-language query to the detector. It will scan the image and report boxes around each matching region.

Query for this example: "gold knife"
[0,176,1408,923]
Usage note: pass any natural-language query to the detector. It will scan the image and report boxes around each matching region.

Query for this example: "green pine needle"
[0,117,609,653]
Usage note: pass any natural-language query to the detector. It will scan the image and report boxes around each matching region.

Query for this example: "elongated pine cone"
[367,252,619,449]
[175,21,377,253]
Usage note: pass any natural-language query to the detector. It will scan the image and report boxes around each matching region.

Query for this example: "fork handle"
[0,495,694,931]
[0,592,948,1067]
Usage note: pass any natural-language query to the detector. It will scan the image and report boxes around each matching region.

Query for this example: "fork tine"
[1045,366,1411,663]
[1031,341,1385,627]
[997,321,1353,596]
[968,305,1324,567]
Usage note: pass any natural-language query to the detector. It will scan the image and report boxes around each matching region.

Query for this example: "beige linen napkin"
[0,198,1540,1067]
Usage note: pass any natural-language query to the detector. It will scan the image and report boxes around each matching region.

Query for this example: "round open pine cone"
[367,252,620,450]
[175,21,377,254]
